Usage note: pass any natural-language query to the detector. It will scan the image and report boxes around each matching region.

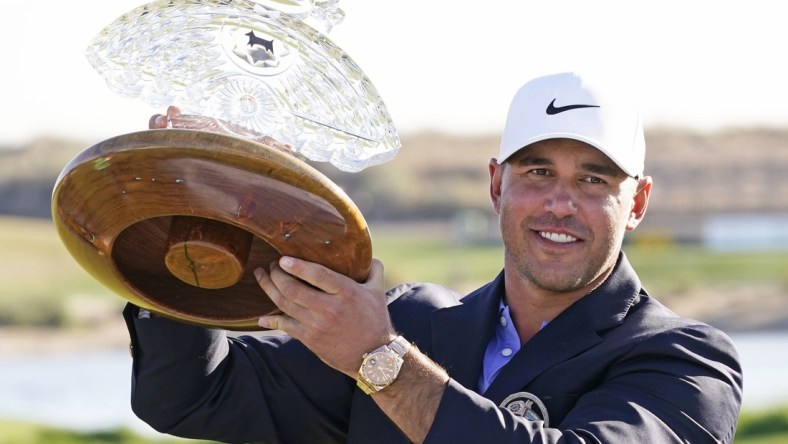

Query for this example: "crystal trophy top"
[85,0,400,172]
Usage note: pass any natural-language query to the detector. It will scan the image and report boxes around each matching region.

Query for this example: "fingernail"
[258,316,271,328]
[280,256,294,269]
[254,268,263,283]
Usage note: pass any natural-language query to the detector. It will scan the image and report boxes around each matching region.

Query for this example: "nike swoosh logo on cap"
[545,99,600,115]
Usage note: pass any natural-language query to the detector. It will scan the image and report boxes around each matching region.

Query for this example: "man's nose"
[544,182,579,217]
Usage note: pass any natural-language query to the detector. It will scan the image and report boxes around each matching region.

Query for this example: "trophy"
[51,0,400,330]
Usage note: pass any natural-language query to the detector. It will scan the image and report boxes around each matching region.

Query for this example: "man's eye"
[583,176,605,184]
[530,168,549,176]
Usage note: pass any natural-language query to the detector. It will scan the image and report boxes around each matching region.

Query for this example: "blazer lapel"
[481,306,603,403]
[483,253,643,405]
[429,272,505,390]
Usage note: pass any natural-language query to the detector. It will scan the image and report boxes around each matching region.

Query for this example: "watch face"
[362,352,398,385]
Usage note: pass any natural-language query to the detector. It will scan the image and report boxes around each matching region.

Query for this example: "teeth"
[540,231,577,243]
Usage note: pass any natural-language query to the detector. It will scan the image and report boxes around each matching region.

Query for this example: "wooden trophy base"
[52,129,371,330]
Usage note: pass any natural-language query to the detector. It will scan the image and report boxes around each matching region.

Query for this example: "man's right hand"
[148,105,181,129]
[146,106,294,154]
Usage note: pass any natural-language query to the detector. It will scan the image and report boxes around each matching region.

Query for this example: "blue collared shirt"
[479,300,547,393]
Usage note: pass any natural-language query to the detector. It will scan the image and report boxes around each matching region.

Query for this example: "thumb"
[364,258,385,290]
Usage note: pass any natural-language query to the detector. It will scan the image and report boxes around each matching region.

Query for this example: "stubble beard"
[501,214,618,295]
[505,245,589,293]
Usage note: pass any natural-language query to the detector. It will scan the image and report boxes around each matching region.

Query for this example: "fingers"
[277,256,345,296]
[166,106,182,117]
[366,258,385,288]
[263,257,384,308]
[254,266,308,336]
[252,257,361,333]
[148,106,182,129]
[254,258,393,375]
[148,114,167,129]
[258,313,296,332]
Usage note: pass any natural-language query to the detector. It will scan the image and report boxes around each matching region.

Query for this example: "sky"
[1,0,786,147]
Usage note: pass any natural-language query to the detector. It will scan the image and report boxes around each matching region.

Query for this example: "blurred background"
[1,0,787,442]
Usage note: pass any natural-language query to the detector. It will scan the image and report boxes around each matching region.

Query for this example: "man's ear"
[627,176,653,231]
[489,158,503,214]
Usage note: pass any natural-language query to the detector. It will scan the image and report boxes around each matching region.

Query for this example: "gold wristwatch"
[356,336,411,395]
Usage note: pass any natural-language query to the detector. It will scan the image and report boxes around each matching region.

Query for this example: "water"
[0,349,152,434]
[0,332,785,434]
[730,331,788,408]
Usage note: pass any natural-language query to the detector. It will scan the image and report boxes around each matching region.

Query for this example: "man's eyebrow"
[512,155,552,167]
[512,155,621,177]
[581,162,621,177]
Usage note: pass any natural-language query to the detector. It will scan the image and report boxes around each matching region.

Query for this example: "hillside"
[1,128,788,334]
[3,127,788,230]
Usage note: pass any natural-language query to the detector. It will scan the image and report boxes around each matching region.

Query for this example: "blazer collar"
[429,271,504,389]
[429,252,643,403]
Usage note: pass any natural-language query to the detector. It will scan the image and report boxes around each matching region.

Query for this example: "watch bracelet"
[388,335,411,358]
[356,335,411,394]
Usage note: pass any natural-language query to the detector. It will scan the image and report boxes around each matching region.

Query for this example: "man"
[130,72,742,443]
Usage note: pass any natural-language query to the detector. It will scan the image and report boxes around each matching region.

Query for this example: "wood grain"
[52,129,372,330]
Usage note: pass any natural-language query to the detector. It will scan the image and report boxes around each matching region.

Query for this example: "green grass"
[1,405,786,443]
[370,223,503,293]
[735,437,788,444]
[0,216,121,327]
[625,243,788,293]
[3,216,788,326]
[2,216,788,441]
[369,222,788,294]
[735,405,788,443]
[0,420,215,444]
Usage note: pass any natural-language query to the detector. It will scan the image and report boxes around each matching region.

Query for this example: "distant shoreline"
[2,317,786,359]
[0,321,129,357]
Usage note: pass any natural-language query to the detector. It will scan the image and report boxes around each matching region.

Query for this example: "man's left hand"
[254,257,395,377]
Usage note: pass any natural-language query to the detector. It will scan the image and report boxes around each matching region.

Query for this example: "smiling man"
[490,136,652,344]
[127,72,743,443]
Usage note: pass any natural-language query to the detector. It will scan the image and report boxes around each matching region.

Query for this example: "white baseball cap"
[499,72,645,178]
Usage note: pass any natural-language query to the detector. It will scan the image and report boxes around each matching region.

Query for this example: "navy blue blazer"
[125,253,742,443]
